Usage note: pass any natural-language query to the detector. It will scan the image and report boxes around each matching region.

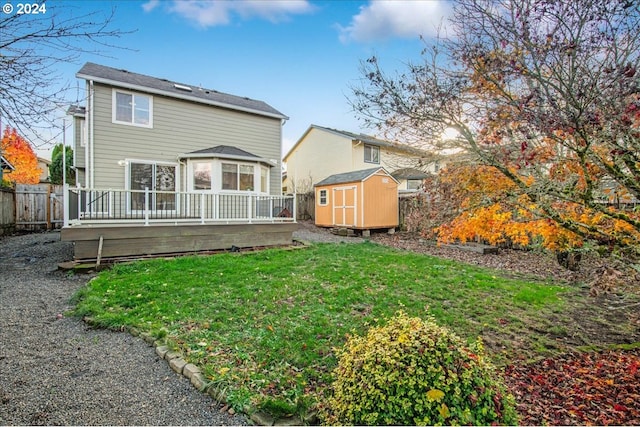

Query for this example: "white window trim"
[187,159,270,194]
[112,89,153,128]
[364,144,380,164]
[124,159,179,213]
[79,119,87,148]
[189,160,213,191]
[318,189,329,206]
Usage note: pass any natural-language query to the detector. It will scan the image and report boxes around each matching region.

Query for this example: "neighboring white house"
[283,124,439,193]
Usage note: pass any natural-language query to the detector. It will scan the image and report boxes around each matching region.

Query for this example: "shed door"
[333,186,356,227]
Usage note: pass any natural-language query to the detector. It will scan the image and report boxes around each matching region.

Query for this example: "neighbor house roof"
[391,168,430,180]
[1,156,15,171]
[67,105,86,118]
[315,167,398,187]
[76,62,288,120]
[178,145,276,167]
[284,124,431,161]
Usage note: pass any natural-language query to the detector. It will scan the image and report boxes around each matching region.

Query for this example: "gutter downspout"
[89,80,95,189]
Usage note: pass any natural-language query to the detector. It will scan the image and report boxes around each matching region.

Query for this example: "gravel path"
[0,231,248,426]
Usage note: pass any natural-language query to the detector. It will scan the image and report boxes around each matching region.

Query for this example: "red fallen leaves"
[504,349,640,425]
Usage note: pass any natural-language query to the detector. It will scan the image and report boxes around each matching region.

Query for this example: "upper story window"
[113,89,153,128]
[364,144,380,164]
[407,179,423,190]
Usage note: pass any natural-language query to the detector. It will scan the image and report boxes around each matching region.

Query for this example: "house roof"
[284,124,431,161]
[67,105,86,118]
[178,145,276,167]
[76,62,288,121]
[391,168,430,180]
[1,156,15,171]
[315,167,398,186]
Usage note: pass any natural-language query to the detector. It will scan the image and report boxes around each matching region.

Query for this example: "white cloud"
[141,0,159,13]
[338,0,452,43]
[147,0,315,28]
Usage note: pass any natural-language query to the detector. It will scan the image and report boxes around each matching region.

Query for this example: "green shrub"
[320,312,517,426]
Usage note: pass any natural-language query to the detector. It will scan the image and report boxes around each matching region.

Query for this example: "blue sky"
[41,0,452,158]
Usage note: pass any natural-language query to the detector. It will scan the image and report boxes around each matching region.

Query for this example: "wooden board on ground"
[441,243,499,254]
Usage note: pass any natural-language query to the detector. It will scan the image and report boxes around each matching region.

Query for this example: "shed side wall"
[362,172,398,228]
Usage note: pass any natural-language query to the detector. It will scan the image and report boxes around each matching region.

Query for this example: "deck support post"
[96,235,104,267]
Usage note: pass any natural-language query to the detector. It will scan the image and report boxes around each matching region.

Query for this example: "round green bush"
[321,312,517,426]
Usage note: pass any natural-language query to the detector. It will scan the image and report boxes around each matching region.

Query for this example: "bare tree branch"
[0,2,134,146]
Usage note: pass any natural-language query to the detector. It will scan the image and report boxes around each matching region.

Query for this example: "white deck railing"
[63,186,296,227]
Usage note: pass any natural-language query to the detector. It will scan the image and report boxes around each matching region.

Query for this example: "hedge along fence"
[1,187,16,236]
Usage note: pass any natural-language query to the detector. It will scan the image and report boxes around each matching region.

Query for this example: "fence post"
[292,193,297,223]
[63,184,69,227]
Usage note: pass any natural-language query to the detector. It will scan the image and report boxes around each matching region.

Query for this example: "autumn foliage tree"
[1,127,41,185]
[351,0,640,261]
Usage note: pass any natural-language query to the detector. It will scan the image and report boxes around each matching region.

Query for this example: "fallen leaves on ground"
[504,349,640,425]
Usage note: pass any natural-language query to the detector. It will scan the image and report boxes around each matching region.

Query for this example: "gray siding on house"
[73,116,86,170]
[90,83,283,195]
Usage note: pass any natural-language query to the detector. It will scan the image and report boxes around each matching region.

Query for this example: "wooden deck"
[61,222,298,260]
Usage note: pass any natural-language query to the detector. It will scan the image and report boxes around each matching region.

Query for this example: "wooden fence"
[1,184,64,232]
[1,187,15,236]
[295,192,315,221]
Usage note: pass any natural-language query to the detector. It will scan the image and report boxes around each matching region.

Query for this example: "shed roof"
[77,62,288,120]
[315,167,398,186]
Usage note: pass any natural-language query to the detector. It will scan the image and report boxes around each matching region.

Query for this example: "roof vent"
[174,83,192,92]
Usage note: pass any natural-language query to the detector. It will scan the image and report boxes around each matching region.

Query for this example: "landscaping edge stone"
[129,326,308,426]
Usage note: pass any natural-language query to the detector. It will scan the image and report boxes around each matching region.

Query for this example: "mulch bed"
[505,349,640,425]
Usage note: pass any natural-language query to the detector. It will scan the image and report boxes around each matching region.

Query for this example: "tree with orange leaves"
[351,0,640,263]
[1,126,41,184]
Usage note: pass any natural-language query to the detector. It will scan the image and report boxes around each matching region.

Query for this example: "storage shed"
[314,167,399,230]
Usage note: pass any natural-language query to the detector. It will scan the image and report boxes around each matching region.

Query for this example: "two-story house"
[283,124,437,193]
[61,62,296,260]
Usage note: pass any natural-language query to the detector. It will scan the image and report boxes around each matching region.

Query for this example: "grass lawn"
[73,241,573,418]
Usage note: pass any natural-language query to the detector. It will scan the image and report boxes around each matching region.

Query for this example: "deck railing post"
[144,187,150,226]
[247,194,253,223]
[200,192,205,224]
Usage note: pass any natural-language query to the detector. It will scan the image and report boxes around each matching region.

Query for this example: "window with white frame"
[318,189,328,206]
[407,179,423,190]
[128,161,177,211]
[193,162,212,190]
[113,89,153,128]
[364,144,380,164]
[222,162,255,191]
[187,160,269,193]
[80,119,86,147]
